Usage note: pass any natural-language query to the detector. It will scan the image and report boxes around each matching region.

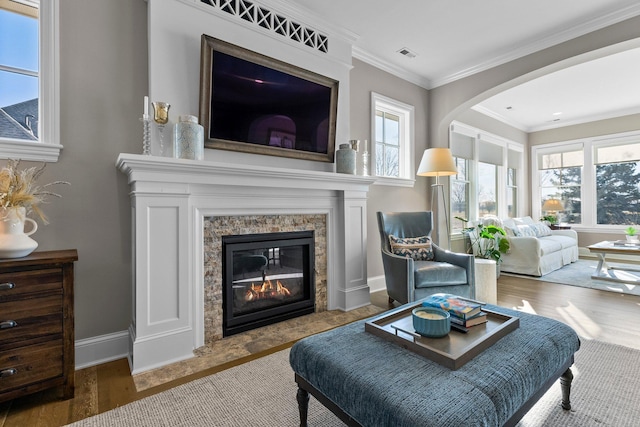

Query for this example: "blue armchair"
[377,211,475,304]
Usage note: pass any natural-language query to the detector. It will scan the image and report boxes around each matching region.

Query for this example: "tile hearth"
[132,303,385,391]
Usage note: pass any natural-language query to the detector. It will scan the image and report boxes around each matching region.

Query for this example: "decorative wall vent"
[200,0,329,53]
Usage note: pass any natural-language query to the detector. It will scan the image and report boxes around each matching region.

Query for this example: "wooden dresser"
[0,249,78,403]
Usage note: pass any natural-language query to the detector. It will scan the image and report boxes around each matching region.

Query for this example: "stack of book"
[421,293,488,333]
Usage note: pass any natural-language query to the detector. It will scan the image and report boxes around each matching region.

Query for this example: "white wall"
[147,0,353,172]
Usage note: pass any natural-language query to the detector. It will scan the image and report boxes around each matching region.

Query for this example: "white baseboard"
[368,275,386,293]
[75,330,129,370]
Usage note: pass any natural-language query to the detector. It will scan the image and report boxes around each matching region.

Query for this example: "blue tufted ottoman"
[290,303,580,427]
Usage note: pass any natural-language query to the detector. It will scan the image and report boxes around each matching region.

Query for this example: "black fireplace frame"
[222,231,315,336]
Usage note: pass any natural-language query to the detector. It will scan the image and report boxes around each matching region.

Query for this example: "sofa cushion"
[538,237,563,256]
[389,235,434,261]
[544,235,577,249]
[414,261,467,287]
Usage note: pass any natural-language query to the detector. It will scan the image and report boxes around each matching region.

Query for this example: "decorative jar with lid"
[336,143,356,174]
[173,115,204,160]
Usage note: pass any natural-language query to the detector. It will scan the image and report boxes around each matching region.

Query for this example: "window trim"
[370,92,415,187]
[449,121,524,233]
[531,130,640,232]
[0,0,61,162]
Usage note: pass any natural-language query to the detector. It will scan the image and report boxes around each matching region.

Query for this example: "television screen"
[199,35,338,162]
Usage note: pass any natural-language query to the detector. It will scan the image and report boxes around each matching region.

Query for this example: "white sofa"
[481,216,579,277]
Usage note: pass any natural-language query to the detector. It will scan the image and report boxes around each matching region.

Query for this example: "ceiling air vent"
[397,47,417,59]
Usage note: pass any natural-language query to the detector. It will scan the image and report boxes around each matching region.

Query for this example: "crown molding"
[352,46,432,89]
[430,3,640,88]
[473,104,640,133]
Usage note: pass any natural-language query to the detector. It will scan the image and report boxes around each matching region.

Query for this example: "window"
[506,167,517,218]
[532,133,640,229]
[595,142,640,225]
[371,92,414,185]
[506,148,522,218]
[0,0,60,161]
[449,121,524,232]
[537,148,583,224]
[451,156,470,231]
[478,162,497,216]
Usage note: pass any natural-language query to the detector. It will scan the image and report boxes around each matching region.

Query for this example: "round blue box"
[412,307,451,338]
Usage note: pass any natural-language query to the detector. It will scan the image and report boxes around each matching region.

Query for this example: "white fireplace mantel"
[116,153,375,373]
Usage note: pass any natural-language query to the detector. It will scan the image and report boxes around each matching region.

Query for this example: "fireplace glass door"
[222,231,315,336]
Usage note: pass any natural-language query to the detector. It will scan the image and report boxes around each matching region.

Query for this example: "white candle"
[364,139,368,152]
[143,96,149,117]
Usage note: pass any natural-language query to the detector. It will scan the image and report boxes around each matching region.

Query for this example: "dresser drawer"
[0,340,63,393]
[0,294,63,348]
[0,268,63,301]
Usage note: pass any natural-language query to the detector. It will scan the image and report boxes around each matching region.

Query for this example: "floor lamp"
[417,148,458,250]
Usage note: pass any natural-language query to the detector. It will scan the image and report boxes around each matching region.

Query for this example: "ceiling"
[286,0,640,132]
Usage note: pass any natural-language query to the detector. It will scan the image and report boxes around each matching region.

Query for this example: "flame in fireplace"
[245,279,292,301]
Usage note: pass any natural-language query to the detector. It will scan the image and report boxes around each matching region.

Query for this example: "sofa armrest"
[380,248,414,302]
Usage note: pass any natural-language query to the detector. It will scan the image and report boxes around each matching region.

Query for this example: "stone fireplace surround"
[203,214,328,343]
[117,154,374,373]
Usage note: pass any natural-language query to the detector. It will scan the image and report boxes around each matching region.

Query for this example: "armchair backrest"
[377,211,434,252]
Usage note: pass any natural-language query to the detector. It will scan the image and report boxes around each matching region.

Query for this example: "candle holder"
[152,102,171,156]
[140,115,151,155]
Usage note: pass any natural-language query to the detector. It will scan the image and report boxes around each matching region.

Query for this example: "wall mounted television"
[199,35,339,163]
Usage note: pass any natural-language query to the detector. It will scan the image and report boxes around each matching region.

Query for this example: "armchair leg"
[388,296,395,304]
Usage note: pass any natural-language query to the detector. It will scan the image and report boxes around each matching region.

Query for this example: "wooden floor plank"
[2,275,639,426]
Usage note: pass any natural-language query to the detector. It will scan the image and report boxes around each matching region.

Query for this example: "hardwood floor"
[2,276,639,426]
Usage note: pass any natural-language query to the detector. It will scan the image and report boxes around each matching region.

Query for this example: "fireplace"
[222,231,315,336]
[117,154,374,373]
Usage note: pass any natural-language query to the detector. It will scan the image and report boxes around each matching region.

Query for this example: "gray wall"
[349,59,430,280]
[7,0,148,340]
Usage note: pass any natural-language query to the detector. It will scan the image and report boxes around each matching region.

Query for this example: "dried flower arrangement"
[0,159,69,224]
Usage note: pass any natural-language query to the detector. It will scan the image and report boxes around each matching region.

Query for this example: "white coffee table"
[587,241,640,284]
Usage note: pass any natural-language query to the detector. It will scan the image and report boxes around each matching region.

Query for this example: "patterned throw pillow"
[530,222,552,237]
[388,235,434,261]
[516,224,537,237]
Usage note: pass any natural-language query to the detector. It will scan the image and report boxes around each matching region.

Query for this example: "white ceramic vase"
[0,207,38,258]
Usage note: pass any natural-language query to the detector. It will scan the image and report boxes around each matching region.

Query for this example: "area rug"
[67,339,640,427]
[502,259,640,296]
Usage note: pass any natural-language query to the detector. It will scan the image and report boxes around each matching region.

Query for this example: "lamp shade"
[542,199,564,211]
[417,148,457,177]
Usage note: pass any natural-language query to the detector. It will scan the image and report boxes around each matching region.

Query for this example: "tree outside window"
[375,111,399,177]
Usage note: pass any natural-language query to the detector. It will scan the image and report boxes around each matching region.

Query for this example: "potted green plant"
[540,214,557,225]
[456,216,510,263]
[471,224,511,264]
[624,226,638,242]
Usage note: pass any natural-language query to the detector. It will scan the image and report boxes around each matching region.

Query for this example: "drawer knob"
[0,283,15,291]
[0,368,17,378]
[0,320,17,329]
